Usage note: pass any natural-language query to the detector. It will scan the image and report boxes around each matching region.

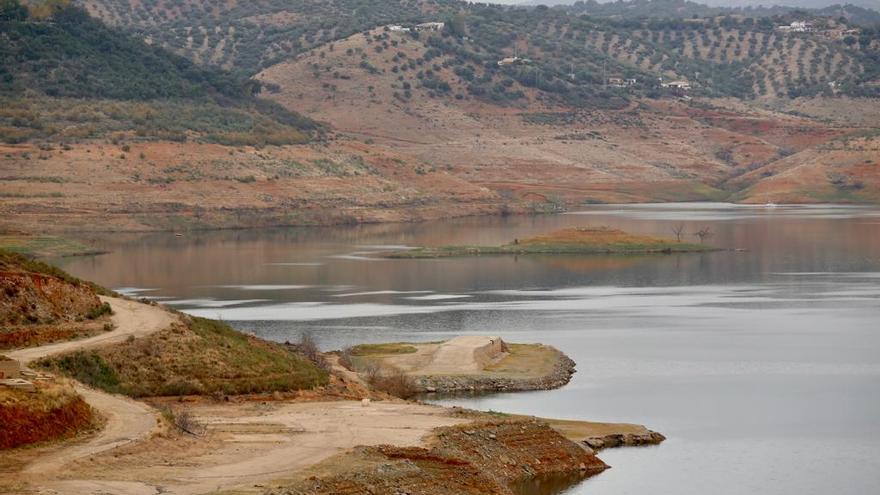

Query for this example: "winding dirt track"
[8,296,176,364]
[8,296,177,476]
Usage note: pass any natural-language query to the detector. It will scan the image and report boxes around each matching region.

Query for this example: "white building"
[778,21,814,33]
[662,80,691,90]
[415,22,445,32]
[497,56,531,66]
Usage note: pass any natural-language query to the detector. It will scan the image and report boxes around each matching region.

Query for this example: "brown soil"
[0,258,110,350]
[0,94,875,238]
[20,399,472,495]
[0,381,95,450]
[269,419,608,495]
[0,139,504,234]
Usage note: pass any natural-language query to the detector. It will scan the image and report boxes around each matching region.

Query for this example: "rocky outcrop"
[416,354,576,394]
[0,271,104,327]
[583,430,667,450]
[1,270,110,349]
[270,419,607,495]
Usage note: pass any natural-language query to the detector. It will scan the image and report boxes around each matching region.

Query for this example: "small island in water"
[386,226,717,258]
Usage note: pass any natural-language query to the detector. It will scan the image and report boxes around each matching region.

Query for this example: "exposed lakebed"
[57,203,880,495]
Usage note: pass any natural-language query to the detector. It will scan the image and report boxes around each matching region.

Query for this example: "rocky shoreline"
[583,430,667,451]
[416,352,577,394]
[270,419,608,495]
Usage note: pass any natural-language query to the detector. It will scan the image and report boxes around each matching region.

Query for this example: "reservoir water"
[57,203,880,495]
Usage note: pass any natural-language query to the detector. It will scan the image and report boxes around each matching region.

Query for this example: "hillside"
[1,0,317,145]
[37,316,330,397]
[78,0,880,99]
[534,1,880,27]
[255,25,880,206]
[0,1,508,232]
[1,0,879,238]
[0,249,112,349]
[77,0,461,74]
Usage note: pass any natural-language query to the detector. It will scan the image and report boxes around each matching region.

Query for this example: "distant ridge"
[517,0,880,26]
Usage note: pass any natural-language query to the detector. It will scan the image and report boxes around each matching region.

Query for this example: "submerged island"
[386,226,717,258]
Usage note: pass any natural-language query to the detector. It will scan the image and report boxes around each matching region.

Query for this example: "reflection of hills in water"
[56,203,880,304]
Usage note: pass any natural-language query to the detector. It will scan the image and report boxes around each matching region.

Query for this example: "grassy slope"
[36,317,329,397]
[389,227,716,258]
[0,2,317,145]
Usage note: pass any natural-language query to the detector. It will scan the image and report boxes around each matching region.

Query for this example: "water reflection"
[510,472,591,495]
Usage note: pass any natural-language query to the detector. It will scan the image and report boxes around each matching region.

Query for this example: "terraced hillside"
[255,24,876,206]
[78,0,461,73]
[77,0,880,100]
[2,0,879,239]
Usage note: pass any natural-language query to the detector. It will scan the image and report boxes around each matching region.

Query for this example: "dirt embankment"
[271,419,607,495]
[0,382,95,450]
[1,250,111,350]
[416,350,576,394]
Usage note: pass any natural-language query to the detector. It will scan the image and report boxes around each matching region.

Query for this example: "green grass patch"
[349,343,419,356]
[36,317,329,398]
[37,351,124,394]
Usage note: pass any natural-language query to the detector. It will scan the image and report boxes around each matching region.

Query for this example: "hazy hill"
[518,0,880,22]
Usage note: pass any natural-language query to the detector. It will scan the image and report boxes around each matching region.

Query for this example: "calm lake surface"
[57,203,880,495]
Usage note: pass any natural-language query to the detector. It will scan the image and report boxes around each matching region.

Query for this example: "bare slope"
[258,28,875,204]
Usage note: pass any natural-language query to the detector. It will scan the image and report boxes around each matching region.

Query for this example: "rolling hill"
[76,0,880,101]
[1,0,879,236]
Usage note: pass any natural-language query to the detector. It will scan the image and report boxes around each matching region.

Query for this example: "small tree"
[299,332,330,372]
[694,226,713,244]
[671,224,685,243]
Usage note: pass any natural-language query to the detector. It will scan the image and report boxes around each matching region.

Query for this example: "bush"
[38,351,124,394]
[86,301,113,320]
[299,332,330,372]
[338,347,354,370]
[366,368,419,399]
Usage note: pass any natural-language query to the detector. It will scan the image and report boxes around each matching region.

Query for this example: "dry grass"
[516,227,679,248]
[483,344,562,378]
[365,368,419,399]
[37,317,329,397]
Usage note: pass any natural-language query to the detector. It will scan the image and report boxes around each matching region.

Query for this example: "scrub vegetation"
[36,317,330,397]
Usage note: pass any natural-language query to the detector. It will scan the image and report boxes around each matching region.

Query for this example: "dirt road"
[42,400,471,495]
[9,296,177,479]
[8,296,177,364]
